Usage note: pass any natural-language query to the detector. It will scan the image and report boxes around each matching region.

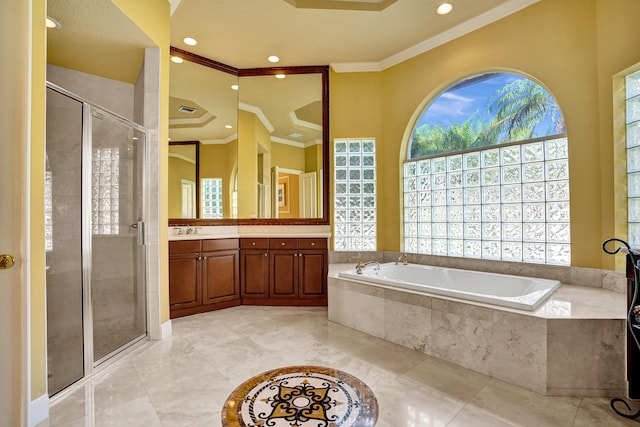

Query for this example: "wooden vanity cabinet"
[169,238,240,319]
[297,238,328,300]
[168,240,202,312]
[269,238,299,299]
[201,239,240,305]
[240,238,270,301]
[240,237,327,306]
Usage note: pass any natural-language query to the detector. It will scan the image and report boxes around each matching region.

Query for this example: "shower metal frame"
[46,82,149,383]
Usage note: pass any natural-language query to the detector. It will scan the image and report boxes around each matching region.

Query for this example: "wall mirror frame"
[168,47,329,226]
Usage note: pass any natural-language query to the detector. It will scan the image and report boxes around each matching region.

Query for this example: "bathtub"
[338,262,560,311]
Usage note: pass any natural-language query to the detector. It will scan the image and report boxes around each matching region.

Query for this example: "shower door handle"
[130,221,145,245]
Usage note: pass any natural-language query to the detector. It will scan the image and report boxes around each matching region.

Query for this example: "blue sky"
[417,73,521,128]
[416,73,563,137]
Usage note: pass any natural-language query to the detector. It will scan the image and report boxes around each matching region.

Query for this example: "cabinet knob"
[311,242,315,246]
[281,242,285,246]
[252,242,256,246]
[264,253,267,257]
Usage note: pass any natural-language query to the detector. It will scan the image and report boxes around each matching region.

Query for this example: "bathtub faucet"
[396,253,408,265]
[355,261,380,274]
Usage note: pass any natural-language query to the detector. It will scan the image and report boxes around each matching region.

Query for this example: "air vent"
[178,105,197,114]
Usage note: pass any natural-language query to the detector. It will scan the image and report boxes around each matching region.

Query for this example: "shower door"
[46,85,147,395]
[88,109,147,364]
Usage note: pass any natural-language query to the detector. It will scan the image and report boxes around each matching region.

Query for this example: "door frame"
[0,0,30,424]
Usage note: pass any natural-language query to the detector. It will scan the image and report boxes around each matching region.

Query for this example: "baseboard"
[29,393,49,426]
[160,319,172,339]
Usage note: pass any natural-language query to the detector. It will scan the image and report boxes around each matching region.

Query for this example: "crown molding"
[238,102,275,133]
[200,133,238,145]
[331,0,540,73]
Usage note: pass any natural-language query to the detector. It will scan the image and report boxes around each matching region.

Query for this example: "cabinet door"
[202,250,239,304]
[270,250,299,298]
[169,254,201,310]
[298,250,327,298]
[241,249,269,298]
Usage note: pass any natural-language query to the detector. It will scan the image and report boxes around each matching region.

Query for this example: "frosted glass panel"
[628,96,640,124]
[627,70,640,99]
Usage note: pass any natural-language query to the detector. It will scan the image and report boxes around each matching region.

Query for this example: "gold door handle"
[0,254,16,270]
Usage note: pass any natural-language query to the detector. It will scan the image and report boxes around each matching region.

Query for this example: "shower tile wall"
[48,64,134,120]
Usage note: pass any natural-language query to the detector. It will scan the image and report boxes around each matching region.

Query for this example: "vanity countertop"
[168,225,331,241]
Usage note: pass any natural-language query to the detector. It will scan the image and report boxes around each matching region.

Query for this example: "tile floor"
[45,306,640,426]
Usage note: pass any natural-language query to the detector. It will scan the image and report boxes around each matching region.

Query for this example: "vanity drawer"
[202,238,239,252]
[241,238,269,250]
[169,240,201,255]
[269,238,298,250]
[297,238,327,250]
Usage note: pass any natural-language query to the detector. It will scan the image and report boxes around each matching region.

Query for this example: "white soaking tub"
[338,262,560,311]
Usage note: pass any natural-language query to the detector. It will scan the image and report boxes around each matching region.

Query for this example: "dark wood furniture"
[241,237,328,306]
[169,238,240,319]
[240,238,270,300]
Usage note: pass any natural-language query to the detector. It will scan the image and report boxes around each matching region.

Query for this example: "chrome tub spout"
[355,261,380,274]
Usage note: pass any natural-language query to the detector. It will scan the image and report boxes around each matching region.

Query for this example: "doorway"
[45,85,147,395]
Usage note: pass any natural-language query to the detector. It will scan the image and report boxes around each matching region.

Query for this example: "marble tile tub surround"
[329,251,628,293]
[328,265,626,397]
[43,306,640,427]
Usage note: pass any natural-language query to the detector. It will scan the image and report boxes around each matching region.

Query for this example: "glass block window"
[405,72,569,265]
[404,137,570,264]
[627,70,640,246]
[92,148,119,235]
[334,138,377,251]
[201,178,223,219]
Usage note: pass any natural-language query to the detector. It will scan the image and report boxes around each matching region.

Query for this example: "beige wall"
[330,0,640,269]
[168,157,196,218]
[238,110,260,217]
[272,142,305,171]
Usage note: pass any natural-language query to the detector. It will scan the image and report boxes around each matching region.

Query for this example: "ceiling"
[47,0,539,84]
[170,0,539,71]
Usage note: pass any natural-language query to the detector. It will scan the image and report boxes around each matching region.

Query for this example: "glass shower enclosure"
[45,85,147,395]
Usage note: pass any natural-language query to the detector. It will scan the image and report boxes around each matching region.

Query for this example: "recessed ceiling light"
[436,2,453,15]
[275,74,286,79]
[231,84,239,91]
[171,56,184,64]
[183,37,197,46]
[268,55,280,63]
[46,16,61,30]
[225,125,233,129]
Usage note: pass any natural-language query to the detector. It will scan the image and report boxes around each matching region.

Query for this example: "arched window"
[403,72,570,265]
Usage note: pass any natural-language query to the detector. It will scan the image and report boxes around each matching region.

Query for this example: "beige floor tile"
[376,374,466,426]
[46,306,640,427]
[467,379,581,427]
[573,397,640,427]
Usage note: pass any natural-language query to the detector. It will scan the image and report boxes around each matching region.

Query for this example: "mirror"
[168,50,239,220]
[168,47,329,225]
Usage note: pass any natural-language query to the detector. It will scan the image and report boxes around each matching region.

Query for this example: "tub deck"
[328,264,626,397]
